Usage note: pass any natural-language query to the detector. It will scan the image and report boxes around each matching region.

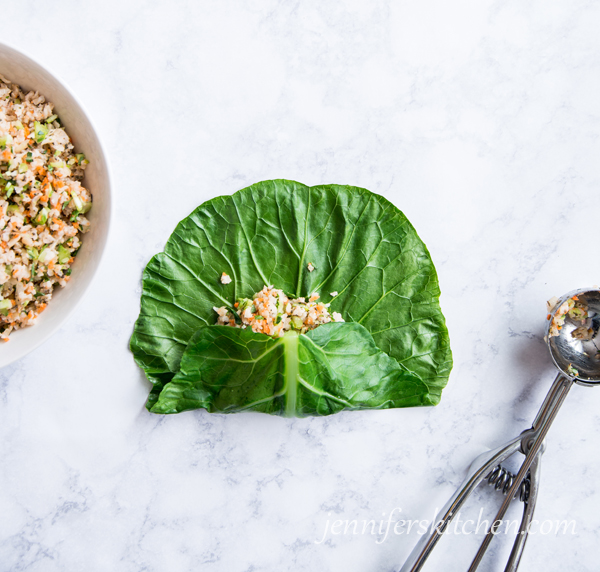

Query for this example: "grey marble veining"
[1,1,600,570]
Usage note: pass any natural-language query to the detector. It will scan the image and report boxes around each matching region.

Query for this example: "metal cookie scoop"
[400,287,600,572]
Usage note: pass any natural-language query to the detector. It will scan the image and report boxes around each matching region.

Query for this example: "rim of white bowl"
[0,40,113,368]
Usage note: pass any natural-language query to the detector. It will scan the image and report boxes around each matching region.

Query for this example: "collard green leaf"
[151,323,433,416]
[130,179,452,411]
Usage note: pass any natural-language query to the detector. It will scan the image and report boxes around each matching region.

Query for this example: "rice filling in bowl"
[0,74,92,340]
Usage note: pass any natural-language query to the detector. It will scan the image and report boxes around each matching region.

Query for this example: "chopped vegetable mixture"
[0,75,91,340]
[214,285,344,337]
[547,294,588,338]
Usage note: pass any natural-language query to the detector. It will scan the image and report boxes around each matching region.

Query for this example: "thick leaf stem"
[283,331,299,416]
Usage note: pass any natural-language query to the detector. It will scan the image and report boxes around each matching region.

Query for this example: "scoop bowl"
[546,288,600,385]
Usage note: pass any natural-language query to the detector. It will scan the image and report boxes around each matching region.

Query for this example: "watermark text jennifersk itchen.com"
[315,508,577,545]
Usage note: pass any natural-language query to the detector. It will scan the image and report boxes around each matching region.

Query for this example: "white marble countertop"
[2,1,600,571]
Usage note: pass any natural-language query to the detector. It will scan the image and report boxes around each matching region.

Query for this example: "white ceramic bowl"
[0,42,112,367]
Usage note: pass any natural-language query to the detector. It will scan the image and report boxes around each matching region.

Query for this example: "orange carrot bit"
[234,302,239,308]
[547,314,551,320]
[572,295,579,301]
[23,125,30,138]
[37,303,47,313]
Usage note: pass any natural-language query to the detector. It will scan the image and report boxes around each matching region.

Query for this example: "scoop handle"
[399,436,522,572]
[503,452,542,572]
[532,372,573,433]
[467,374,573,571]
